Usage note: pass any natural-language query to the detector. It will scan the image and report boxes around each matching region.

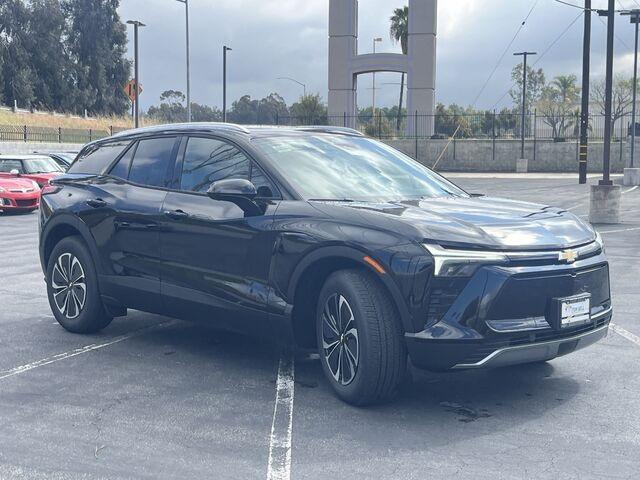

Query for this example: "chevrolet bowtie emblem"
[559,250,578,263]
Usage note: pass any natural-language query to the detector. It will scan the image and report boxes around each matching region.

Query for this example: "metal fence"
[275,112,636,142]
[0,125,127,144]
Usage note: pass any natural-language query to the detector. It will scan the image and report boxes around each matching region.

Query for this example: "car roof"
[0,154,53,161]
[108,123,364,140]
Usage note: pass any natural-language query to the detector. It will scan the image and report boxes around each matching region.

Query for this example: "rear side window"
[109,143,136,179]
[180,137,250,193]
[69,141,130,175]
[0,160,24,173]
[128,137,177,188]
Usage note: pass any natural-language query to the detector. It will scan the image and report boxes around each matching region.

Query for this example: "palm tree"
[390,6,408,132]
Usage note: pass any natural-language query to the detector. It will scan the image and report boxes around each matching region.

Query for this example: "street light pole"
[622,10,640,169]
[579,0,592,184]
[175,0,191,122]
[372,37,382,117]
[277,77,307,97]
[126,20,145,129]
[599,2,615,186]
[223,45,232,122]
[514,51,537,160]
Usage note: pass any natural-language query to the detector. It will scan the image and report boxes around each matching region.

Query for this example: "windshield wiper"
[308,198,355,203]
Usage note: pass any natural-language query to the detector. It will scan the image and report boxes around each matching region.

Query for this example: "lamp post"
[126,20,145,129]
[277,77,307,97]
[372,37,382,117]
[175,0,191,122]
[223,45,232,122]
[578,0,592,184]
[513,51,537,165]
[622,9,640,173]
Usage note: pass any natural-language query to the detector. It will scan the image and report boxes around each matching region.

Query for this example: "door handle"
[164,209,189,220]
[86,198,107,208]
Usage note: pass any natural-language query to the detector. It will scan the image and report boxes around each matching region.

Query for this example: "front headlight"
[423,243,508,277]
[0,186,5,193]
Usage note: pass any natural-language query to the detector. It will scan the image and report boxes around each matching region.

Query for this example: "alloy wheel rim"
[321,293,359,386]
[51,253,86,319]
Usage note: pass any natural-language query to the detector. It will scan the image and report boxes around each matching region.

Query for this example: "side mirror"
[207,178,263,216]
[10,169,20,176]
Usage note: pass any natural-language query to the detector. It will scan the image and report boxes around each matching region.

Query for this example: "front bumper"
[0,195,39,210]
[404,252,612,371]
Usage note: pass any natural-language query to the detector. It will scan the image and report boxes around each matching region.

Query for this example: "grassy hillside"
[0,109,138,131]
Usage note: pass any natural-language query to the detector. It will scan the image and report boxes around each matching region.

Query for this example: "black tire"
[316,269,407,406]
[46,236,113,333]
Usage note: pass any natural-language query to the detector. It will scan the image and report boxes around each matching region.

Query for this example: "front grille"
[16,199,37,207]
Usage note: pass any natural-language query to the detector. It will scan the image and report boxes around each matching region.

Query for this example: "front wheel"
[46,236,113,333]
[316,269,407,406]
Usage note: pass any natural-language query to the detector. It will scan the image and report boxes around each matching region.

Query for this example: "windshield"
[253,135,467,201]
[24,158,62,174]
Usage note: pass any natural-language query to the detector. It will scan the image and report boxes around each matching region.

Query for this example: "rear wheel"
[316,269,407,406]
[46,236,113,333]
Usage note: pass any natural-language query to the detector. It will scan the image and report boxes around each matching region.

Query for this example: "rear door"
[158,135,281,331]
[74,137,179,313]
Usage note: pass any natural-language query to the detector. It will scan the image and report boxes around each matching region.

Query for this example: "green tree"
[147,90,187,123]
[63,0,131,115]
[592,76,634,137]
[290,93,327,124]
[0,0,35,108]
[256,93,289,124]
[390,5,408,131]
[228,95,259,124]
[537,75,580,139]
[509,64,546,113]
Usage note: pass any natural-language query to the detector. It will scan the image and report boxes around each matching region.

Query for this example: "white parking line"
[623,186,638,194]
[267,354,295,480]
[599,226,640,235]
[0,321,176,381]
[610,322,640,347]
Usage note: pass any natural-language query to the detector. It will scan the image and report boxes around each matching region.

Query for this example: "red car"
[0,154,64,187]
[0,174,41,213]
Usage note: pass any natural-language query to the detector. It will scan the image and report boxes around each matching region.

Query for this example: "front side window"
[253,135,467,202]
[128,137,177,188]
[0,160,24,173]
[180,137,250,193]
[69,141,130,175]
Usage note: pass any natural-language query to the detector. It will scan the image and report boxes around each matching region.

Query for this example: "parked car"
[38,124,611,405]
[0,155,64,187]
[37,152,78,171]
[0,174,40,213]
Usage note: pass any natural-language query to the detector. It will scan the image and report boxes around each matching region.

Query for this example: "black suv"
[39,123,611,405]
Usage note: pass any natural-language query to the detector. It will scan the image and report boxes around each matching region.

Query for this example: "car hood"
[312,196,596,250]
[23,172,61,184]
[0,176,38,190]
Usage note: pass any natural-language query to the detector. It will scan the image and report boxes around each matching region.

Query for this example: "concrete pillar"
[589,184,622,224]
[406,0,437,136]
[516,158,528,173]
[328,0,358,125]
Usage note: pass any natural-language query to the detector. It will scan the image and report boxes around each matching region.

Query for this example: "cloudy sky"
[118,0,640,111]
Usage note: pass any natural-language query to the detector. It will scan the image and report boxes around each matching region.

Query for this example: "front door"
[158,135,281,332]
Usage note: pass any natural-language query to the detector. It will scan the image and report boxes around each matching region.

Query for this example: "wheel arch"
[287,246,412,349]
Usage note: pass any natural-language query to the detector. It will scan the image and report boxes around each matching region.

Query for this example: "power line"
[490,11,584,110]
[470,0,540,107]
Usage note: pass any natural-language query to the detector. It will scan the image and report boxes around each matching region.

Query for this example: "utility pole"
[579,0,592,184]
[223,45,232,122]
[514,51,537,162]
[590,0,622,224]
[622,10,640,170]
[372,37,382,117]
[126,20,145,129]
[175,0,191,122]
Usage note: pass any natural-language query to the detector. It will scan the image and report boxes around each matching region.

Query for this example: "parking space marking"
[267,354,295,480]
[623,186,638,194]
[610,322,640,347]
[599,226,640,235]
[0,320,176,381]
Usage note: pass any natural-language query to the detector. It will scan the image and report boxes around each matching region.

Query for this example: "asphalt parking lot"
[1,173,639,480]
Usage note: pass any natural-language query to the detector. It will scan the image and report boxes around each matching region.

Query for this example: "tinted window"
[128,137,176,188]
[180,137,250,193]
[109,143,136,179]
[0,160,24,173]
[250,164,277,198]
[69,141,130,175]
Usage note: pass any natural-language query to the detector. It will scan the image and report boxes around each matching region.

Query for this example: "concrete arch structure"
[328,0,437,134]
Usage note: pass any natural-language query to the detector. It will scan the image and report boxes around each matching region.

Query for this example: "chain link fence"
[0,125,128,144]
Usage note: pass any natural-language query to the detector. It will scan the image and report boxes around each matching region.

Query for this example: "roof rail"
[110,122,251,138]
[293,126,364,136]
